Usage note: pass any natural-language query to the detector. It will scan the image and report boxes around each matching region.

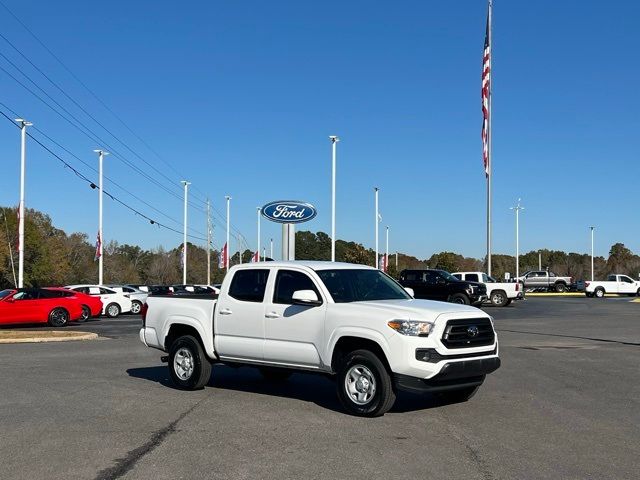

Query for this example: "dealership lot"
[0,298,638,480]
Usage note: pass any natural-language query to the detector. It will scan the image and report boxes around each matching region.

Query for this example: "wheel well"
[165,324,203,351]
[330,336,391,374]
[491,289,506,295]
[595,286,605,292]
[50,306,68,316]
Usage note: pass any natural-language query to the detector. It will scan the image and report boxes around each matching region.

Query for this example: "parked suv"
[399,269,487,306]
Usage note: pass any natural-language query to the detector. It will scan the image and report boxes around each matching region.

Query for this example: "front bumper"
[394,356,501,393]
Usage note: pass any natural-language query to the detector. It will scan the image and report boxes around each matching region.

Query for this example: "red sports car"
[0,288,86,327]
[44,287,103,321]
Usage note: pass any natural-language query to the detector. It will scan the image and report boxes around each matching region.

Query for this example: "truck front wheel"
[449,293,469,305]
[168,335,212,390]
[337,349,396,417]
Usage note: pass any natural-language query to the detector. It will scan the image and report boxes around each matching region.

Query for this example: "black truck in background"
[399,269,487,306]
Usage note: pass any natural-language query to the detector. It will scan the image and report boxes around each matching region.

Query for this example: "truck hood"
[343,298,486,321]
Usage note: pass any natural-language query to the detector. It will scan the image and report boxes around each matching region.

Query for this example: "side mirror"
[404,287,414,298]
[291,290,322,307]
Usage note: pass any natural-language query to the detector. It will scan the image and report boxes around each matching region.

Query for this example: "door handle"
[265,312,280,319]
[219,308,233,315]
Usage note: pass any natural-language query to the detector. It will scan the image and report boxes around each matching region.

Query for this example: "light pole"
[510,199,524,280]
[257,207,261,262]
[590,226,595,281]
[206,199,212,285]
[385,226,389,272]
[181,181,191,284]
[374,187,379,269]
[329,135,339,262]
[225,196,231,268]
[93,149,109,285]
[15,118,32,288]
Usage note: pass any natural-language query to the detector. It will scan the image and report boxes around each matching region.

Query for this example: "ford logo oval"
[261,201,317,224]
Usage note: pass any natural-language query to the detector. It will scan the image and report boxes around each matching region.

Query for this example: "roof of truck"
[232,261,375,271]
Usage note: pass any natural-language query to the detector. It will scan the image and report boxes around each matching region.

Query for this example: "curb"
[0,331,99,344]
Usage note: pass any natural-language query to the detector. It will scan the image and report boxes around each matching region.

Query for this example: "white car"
[106,285,148,314]
[65,285,133,317]
[140,261,500,417]
[585,274,640,298]
[452,271,523,307]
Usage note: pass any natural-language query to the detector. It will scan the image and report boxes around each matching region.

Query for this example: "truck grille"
[441,318,495,349]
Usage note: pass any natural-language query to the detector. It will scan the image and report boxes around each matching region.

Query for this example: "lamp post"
[225,196,231,268]
[16,118,32,288]
[590,226,595,281]
[257,207,261,261]
[181,181,191,284]
[385,226,389,272]
[510,199,524,280]
[329,136,339,262]
[93,149,109,285]
[374,187,379,269]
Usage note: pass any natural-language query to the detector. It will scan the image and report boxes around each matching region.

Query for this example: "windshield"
[0,289,14,300]
[316,269,411,303]
[438,271,460,282]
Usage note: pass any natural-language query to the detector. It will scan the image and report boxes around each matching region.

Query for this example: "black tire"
[78,305,90,322]
[105,303,121,318]
[168,335,212,390]
[555,283,567,293]
[130,300,142,315]
[594,287,605,298]
[637,289,640,297]
[48,307,69,327]
[449,293,470,305]
[436,385,480,405]
[490,290,508,307]
[336,349,396,417]
[259,367,292,382]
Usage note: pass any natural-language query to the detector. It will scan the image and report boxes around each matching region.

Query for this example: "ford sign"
[261,201,317,224]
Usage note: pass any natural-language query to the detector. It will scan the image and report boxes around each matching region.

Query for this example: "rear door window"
[228,269,270,302]
[466,273,479,282]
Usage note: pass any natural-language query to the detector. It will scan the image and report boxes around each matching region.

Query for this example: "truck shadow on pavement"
[127,364,441,414]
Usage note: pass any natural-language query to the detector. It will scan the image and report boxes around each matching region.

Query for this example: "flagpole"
[16,119,32,288]
[225,196,231,269]
[257,207,261,262]
[487,0,493,277]
[93,149,108,285]
[329,135,339,262]
[206,199,211,285]
[374,187,379,269]
[181,180,190,284]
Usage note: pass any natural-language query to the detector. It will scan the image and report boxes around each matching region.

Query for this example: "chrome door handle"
[265,312,280,319]
[219,308,233,315]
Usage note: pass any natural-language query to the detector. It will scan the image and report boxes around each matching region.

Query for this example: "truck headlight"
[387,320,433,337]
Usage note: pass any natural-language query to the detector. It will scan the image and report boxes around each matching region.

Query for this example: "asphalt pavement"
[0,297,638,480]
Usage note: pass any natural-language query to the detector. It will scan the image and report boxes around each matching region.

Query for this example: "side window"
[99,288,114,295]
[466,273,479,282]
[621,276,633,283]
[423,272,438,285]
[14,291,37,300]
[482,274,490,283]
[228,269,270,303]
[452,274,462,280]
[38,289,59,299]
[273,270,321,304]
[403,271,422,282]
[607,275,616,282]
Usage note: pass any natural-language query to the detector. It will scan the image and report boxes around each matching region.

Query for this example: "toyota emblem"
[466,325,479,337]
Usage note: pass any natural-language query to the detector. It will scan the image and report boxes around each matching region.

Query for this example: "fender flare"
[161,315,215,358]
[326,327,394,371]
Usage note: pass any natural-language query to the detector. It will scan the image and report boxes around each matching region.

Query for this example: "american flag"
[94,231,101,261]
[481,1,492,177]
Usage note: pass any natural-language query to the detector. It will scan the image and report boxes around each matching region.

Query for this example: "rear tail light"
[585,282,590,287]
[141,302,148,327]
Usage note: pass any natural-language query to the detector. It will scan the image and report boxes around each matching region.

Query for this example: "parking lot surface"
[1,297,638,480]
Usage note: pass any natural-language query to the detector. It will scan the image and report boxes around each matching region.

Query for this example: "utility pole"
[93,149,109,285]
[225,196,231,269]
[257,207,261,262]
[181,181,191,284]
[206,199,212,285]
[590,226,595,281]
[16,119,32,288]
[374,187,379,269]
[510,199,524,280]
[329,135,339,262]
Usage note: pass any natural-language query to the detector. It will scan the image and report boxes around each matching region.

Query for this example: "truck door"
[215,268,270,362]
[262,269,326,367]
[619,276,635,294]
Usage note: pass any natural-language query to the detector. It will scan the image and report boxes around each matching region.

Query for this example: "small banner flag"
[94,231,101,261]
[251,250,259,263]
[379,254,388,272]
[219,242,228,269]
[15,208,20,252]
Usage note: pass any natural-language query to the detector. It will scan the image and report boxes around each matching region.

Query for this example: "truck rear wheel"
[594,287,605,298]
[168,335,212,390]
[555,283,567,293]
[337,349,396,417]
[490,290,508,307]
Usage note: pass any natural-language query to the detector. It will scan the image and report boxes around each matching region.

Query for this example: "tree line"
[1,206,639,288]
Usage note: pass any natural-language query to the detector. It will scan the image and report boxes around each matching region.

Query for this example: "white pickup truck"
[452,271,523,307]
[139,261,500,417]
[585,274,640,298]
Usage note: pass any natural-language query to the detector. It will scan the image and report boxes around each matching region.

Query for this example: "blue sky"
[0,0,638,260]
